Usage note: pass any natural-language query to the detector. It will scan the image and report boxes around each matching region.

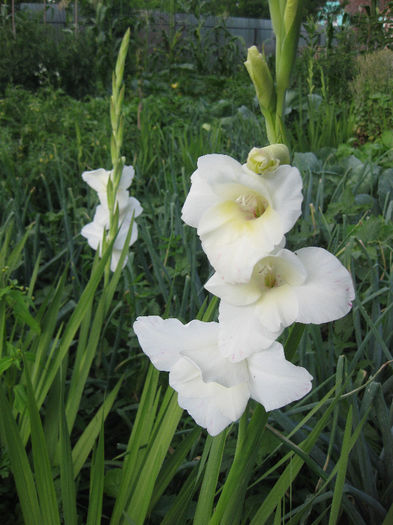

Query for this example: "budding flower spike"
[81,164,143,271]
[133,316,312,436]
[181,145,302,283]
[206,247,355,361]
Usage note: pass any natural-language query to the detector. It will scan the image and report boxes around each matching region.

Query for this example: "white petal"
[81,220,104,251]
[181,342,249,388]
[114,221,138,250]
[133,317,218,372]
[82,168,110,193]
[247,342,313,411]
[98,188,130,211]
[121,196,143,220]
[199,203,284,283]
[294,247,355,324]
[218,301,282,362]
[93,205,110,227]
[171,358,249,436]
[205,272,261,306]
[264,165,303,232]
[110,249,127,272]
[181,169,220,228]
[255,285,299,332]
[120,165,134,189]
[197,153,245,187]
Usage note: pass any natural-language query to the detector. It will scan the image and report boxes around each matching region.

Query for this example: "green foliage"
[351,48,393,141]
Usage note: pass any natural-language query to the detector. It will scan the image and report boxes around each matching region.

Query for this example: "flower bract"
[133,316,313,436]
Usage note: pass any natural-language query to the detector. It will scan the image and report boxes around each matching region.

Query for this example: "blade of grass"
[328,405,353,525]
[72,376,123,478]
[194,431,227,525]
[86,424,105,525]
[124,388,183,524]
[0,386,42,525]
[24,367,61,524]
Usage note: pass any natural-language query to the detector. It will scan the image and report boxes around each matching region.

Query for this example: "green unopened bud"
[246,144,290,174]
[244,46,275,112]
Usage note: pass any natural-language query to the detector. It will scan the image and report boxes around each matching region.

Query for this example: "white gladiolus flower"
[82,165,135,212]
[133,316,313,436]
[81,165,143,271]
[181,153,303,283]
[205,247,355,361]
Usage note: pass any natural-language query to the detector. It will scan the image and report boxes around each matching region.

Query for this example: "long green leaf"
[149,427,201,510]
[72,376,123,478]
[59,373,78,525]
[24,369,60,524]
[250,390,341,525]
[110,365,159,525]
[194,431,227,525]
[328,405,353,525]
[125,389,182,524]
[86,425,105,525]
[0,386,42,525]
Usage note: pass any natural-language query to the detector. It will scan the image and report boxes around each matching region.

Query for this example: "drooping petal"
[293,247,355,324]
[171,358,249,436]
[218,301,282,362]
[247,342,313,411]
[133,317,219,372]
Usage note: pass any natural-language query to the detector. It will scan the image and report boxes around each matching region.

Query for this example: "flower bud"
[246,144,290,174]
[244,46,275,112]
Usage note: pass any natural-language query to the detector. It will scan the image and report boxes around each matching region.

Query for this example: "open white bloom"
[133,316,313,436]
[81,165,143,271]
[82,165,135,212]
[181,153,303,283]
[205,247,355,361]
